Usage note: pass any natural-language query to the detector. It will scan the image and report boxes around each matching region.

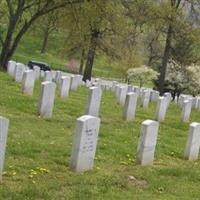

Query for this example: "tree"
[126,65,159,87]
[157,0,200,94]
[0,0,83,71]
[40,11,59,54]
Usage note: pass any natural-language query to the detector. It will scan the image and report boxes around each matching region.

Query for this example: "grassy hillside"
[13,33,125,80]
[0,71,200,199]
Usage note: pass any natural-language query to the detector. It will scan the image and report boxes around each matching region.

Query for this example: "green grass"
[13,34,125,80]
[1,71,200,199]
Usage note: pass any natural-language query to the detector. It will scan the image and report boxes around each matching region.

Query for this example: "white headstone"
[22,70,35,96]
[70,115,100,172]
[33,65,41,80]
[184,122,200,161]
[70,75,79,91]
[164,92,172,107]
[7,60,16,77]
[141,90,150,109]
[150,90,160,102]
[40,70,45,78]
[38,81,56,118]
[85,87,102,117]
[0,117,9,182]
[54,71,62,83]
[181,100,192,122]
[14,63,25,82]
[133,86,140,96]
[60,76,71,99]
[197,98,200,111]
[111,81,118,93]
[123,92,138,121]
[136,120,159,165]
[155,97,167,121]
[44,71,52,82]
[127,85,133,93]
[117,86,128,106]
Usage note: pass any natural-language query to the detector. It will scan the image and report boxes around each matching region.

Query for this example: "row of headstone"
[69,114,200,172]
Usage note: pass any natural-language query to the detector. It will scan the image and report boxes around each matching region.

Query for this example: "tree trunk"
[83,30,100,81]
[79,48,85,74]
[41,26,49,54]
[158,24,173,95]
[0,17,17,71]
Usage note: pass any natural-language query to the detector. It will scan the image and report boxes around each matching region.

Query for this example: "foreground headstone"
[22,70,35,96]
[7,60,16,77]
[155,97,167,121]
[14,63,25,82]
[60,76,71,99]
[184,122,200,161]
[70,115,100,172]
[38,81,56,118]
[136,120,159,165]
[123,92,138,121]
[0,117,9,182]
[85,87,102,117]
[44,71,52,82]
[181,100,192,122]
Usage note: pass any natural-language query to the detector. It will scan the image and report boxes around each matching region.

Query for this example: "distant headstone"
[190,97,198,109]
[86,80,91,87]
[178,94,190,107]
[40,70,45,78]
[155,97,167,121]
[54,71,62,83]
[38,81,56,118]
[85,87,102,117]
[184,122,200,161]
[7,60,16,77]
[141,90,150,109]
[164,92,172,107]
[127,85,133,93]
[70,115,100,172]
[111,81,117,92]
[70,75,79,91]
[22,70,35,96]
[123,92,138,121]
[133,86,140,96]
[44,71,52,82]
[117,86,128,106]
[14,63,25,82]
[0,117,9,182]
[150,90,159,102]
[181,100,192,122]
[197,98,200,111]
[136,120,159,165]
[33,65,40,80]
[60,76,71,99]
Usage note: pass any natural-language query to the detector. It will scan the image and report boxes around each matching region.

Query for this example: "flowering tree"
[163,60,200,98]
[126,65,159,87]
[164,59,188,98]
[186,64,200,96]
